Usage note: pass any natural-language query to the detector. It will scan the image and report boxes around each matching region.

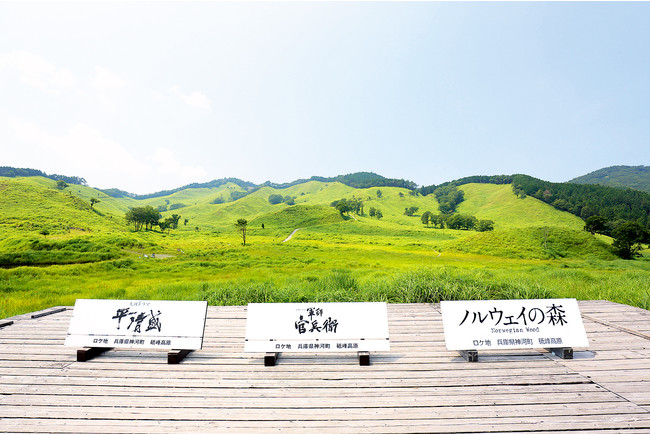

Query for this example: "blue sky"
[1,2,649,194]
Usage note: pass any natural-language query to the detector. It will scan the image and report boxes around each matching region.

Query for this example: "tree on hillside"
[125,206,161,231]
[477,220,495,232]
[268,194,283,205]
[404,206,419,217]
[160,214,182,234]
[611,222,650,259]
[421,211,433,227]
[434,185,465,214]
[584,216,609,236]
[446,214,478,230]
[90,198,100,208]
[56,180,68,190]
[39,228,50,238]
[236,218,248,246]
[336,201,351,216]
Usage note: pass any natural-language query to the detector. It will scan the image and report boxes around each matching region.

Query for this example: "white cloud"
[169,85,211,110]
[90,66,125,109]
[153,148,208,180]
[8,119,151,187]
[91,66,125,92]
[0,51,76,94]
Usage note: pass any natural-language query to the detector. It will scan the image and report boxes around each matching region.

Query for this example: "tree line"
[1,166,87,186]
[330,198,384,219]
[268,194,296,205]
[420,211,494,232]
[125,206,182,233]
[584,216,650,259]
[511,174,650,228]
[263,172,417,190]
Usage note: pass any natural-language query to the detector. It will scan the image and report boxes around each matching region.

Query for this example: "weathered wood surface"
[1,301,649,433]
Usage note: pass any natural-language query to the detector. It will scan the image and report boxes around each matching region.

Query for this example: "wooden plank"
[1,414,650,433]
[0,390,627,408]
[1,402,647,421]
[1,301,649,433]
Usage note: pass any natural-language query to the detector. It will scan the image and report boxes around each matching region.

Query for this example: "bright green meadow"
[1,176,648,318]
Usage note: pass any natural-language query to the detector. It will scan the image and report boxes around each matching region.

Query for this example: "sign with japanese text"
[441,299,589,351]
[65,299,208,350]
[244,302,390,353]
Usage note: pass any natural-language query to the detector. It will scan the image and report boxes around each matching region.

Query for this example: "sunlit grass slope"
[447,184,609,259]
[165,182,438,232]
[0,177,124,233]
[444,227,615,260]
[457,183,585,229]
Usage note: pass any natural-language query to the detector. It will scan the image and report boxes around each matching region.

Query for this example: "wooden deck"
[1,301,649,433]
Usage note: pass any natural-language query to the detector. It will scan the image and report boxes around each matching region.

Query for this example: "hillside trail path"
[283,228,302,242]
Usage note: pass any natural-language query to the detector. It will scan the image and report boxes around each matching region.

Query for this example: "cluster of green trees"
[584,216,650,259]
[511,174,650,227]
[330,198,364,216]
[268,194,295,205]
[433,186,465,214]
[420,211,494,232]
[368,207,383,219]
[404,206,419,216]
[125,206,181,233]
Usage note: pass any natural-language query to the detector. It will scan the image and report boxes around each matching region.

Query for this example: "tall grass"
[201,269,552,306]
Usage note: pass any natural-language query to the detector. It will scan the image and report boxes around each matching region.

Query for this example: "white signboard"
[441,298,589,351]
[245,302,390,353]
[65,299,208,350]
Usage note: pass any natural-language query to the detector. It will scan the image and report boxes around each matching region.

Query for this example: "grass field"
[1,176,648,318]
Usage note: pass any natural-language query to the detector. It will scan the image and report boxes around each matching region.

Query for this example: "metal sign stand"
[264,350,372,366]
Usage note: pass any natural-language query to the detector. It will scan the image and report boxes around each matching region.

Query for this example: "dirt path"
[283,228,302,242]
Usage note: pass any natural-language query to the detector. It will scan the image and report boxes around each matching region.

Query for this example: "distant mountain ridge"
[569,165,650,193]
[2,165,649,228]
[0,166,87,187]
[0,166,417,197]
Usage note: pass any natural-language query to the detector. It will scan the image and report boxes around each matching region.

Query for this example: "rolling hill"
[2,171,648,319]
[0,174,617,262]
[569,165,650,193]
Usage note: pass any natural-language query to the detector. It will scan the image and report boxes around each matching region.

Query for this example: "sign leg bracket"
[459,349,479,362]
[546,347,573,359]
[357,351,370,366]
[265,352,279,366]
[77,347,113,362]
[168,349,193,364]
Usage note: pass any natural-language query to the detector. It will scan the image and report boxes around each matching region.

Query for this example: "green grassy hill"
[445,183,609,259]
[457,183,585,230]
[569,165,650,193]
[2,174,648,318]
[1,176,612,260]
[0,177,125,233]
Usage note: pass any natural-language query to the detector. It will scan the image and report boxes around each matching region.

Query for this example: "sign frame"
[441,298,589,361]
[65,299,208,363]
[244,302,390,365]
